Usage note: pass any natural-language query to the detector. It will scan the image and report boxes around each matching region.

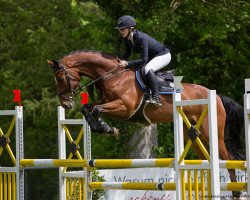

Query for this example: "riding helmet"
[115,15,136,29]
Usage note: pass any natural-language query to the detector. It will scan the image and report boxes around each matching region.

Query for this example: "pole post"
[208,90,220,199]
[244,79,250,197]
[173,82,184,200]
[84,115,92,200]
[58,106,66,200]
[15,106,24,200]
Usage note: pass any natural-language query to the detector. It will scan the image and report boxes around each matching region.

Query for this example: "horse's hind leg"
[218,138,243,199]
[91,99,132,118]
[199,115,242,199]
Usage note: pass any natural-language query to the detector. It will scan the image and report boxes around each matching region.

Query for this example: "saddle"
[135,67,175,94]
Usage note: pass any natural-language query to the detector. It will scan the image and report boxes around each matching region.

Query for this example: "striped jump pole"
[244,78,250,196]
[19,158,246,170]
[88,182,246,192]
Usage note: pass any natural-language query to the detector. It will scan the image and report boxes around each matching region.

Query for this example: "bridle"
[54,62,80,101]
[54,61,129,100]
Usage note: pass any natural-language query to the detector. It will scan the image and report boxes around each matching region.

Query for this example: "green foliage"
[91,118,141,159]
[92,170,106,199]
[156,123,175,158]
[171,1,250,100]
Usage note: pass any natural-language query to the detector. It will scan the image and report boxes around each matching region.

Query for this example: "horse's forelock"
[50,60,60,71]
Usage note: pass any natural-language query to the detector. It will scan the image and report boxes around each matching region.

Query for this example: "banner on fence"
[98,168,247,200]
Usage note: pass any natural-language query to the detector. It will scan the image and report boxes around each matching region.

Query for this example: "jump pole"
[244,78,250,196]
[19,158,246,170]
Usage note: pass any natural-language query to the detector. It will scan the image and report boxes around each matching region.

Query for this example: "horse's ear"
[47,59,59,70]
[47,60,53,67]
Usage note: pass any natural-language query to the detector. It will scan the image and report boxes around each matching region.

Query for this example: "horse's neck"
[67,53,117,79]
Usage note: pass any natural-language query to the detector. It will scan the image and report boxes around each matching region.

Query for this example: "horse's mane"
[62,50,117,59]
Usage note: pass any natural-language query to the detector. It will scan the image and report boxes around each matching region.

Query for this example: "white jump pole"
[244,79,250,196]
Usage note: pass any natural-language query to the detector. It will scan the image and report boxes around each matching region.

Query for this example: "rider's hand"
[119,60,128,68]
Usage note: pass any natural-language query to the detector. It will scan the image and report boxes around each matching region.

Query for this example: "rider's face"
[118,28,130,38]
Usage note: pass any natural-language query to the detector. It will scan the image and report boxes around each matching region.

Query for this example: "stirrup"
[146,97,162,107]
[151,99,162,107]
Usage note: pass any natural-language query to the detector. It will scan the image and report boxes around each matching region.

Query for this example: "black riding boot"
[145,70,162,107]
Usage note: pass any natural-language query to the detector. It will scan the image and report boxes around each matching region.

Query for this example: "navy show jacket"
[122,30,170,68]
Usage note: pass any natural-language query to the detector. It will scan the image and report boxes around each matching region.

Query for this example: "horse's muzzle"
[61,99,74,109]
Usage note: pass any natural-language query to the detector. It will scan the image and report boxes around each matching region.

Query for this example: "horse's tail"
[219,95,245,160]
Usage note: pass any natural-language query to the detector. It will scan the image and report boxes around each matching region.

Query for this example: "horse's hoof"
[235,197,248,200]
[100,127,119,137]
[112,127,119,137]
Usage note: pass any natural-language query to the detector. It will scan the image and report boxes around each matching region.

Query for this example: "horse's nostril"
[62,104,69,109]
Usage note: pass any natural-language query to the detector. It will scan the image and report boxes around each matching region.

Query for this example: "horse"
[48,50,245,199]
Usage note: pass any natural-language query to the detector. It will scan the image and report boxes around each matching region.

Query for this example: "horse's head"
[48,60,80,109]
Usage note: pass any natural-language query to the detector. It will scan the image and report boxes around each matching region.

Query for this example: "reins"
[55,60,129,97]
[75,65,128,95]
[74,57,130,95]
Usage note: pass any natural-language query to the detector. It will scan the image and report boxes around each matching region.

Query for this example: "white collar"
[127,31,134,44]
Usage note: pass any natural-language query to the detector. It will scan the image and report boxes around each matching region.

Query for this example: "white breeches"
[144,52,171,75]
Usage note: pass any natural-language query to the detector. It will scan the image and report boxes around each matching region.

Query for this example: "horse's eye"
[55,76,65,82]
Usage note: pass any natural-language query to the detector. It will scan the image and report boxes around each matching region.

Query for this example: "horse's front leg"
[81,105,119,136]
[81,99,129,136]
[93,99,132,135]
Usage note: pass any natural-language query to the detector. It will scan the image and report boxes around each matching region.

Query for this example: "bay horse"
[48,50,245,198]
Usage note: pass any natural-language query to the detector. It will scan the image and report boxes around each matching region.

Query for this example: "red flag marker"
[13,90,21,105]
[80,93,88,105]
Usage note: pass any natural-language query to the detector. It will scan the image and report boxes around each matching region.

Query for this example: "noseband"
[54,62,80,101]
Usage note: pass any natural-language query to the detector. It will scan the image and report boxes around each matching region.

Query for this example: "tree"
[0,0,114,199]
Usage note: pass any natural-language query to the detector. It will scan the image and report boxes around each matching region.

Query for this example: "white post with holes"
[244,79,250,197]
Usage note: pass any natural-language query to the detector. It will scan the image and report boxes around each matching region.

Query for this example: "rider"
[116,15,171,107]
